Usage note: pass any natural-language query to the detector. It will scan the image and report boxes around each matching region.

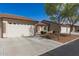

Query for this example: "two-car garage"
[0,14,37,38]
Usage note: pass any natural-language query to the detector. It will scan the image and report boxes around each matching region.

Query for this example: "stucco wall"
[3,21,35,37]
[60,26,70,34]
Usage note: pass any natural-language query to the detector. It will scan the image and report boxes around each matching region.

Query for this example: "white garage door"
[60,26,70,34]
[4,23,34,37]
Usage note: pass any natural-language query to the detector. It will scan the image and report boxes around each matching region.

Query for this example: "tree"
[44,3,63,23]
[44,3,63,40]
[61,4,79,34]
[45,3,79,35]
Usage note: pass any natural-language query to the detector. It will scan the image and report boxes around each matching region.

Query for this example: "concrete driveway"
[0,36,62,56]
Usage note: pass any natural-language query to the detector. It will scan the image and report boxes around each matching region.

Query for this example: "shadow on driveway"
[41,39,79,56]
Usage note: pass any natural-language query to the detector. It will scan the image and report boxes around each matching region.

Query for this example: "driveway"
[41,39,79,56]
[0,36,62,56]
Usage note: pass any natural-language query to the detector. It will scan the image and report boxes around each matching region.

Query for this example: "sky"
[0,3,48,21]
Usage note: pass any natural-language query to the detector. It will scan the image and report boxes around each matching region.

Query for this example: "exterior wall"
[3,21,7,37]
[36,26,44,34]
[0,20,3,38]
[72,27,75,32]
[49,23,61,33]
[36,26,48,34]
[74,26,79,32]
[60,26,79,34]
[60,26,70,34]
[3,21,35,38]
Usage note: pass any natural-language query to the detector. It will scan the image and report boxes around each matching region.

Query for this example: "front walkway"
[0,36,62,56]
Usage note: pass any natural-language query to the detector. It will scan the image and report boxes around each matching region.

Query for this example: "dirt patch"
[53,34,79,43]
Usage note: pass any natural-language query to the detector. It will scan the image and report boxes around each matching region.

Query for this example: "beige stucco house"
[37,20,79,34]
[0,14,37,38]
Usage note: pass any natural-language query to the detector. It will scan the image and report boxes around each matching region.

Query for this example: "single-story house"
[36,20,79,34]
[35,20,61,35]
[60,19,79,34]
[0,14,38,38]
[60,23,79,34]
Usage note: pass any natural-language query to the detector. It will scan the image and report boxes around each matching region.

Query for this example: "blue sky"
[0,3,48,21]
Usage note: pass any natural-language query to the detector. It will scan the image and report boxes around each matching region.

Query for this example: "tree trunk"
[70,24,73,35]
[57,22,61,40]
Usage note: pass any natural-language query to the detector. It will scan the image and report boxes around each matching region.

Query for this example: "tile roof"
[35,22,48,26]
[0,14,32,22]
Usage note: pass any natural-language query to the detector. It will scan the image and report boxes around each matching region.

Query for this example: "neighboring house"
[35,20,61,35]
[60,23,79,34]
[0,14,38,38]
[35,22,48,34]
[37,20,79,34]
[42,20,61,31]
[60,19,79,34]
